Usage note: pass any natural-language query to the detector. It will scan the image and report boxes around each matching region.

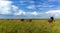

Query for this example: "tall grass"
[0,19,59,33]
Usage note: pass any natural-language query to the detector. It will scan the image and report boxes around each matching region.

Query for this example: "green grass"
[0,19,59,33]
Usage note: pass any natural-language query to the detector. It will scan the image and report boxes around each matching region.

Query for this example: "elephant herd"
[21,19,32,22]
[20,17,55,23]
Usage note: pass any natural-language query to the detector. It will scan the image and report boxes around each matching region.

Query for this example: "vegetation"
[0,19,59,33]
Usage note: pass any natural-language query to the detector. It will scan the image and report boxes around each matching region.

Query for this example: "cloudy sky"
[0,0,60,19]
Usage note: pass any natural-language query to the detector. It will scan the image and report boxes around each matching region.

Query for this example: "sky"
[0,0,60,19]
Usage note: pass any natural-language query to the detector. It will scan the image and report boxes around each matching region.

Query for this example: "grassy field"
[0,19,60,33]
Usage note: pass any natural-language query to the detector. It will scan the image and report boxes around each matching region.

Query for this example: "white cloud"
[13,9,38,16]
[14,10,26,15]
[48,0,57,2]
[0,0,7,1]
[45,10,60,17]
[30,11,38,16]
[12,5,60,18]
[28,1,35,4]
[0,0,12,14]
[37,5,54,8]
[12,5,19,12]
[48,0,60,3]
[19,1,26,5]
[20,0,35,4]
[11,5,26,16]
[27,5,36,9]
[20,1,26,4]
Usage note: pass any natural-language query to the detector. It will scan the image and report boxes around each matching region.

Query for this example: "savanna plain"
[0,19,59,33]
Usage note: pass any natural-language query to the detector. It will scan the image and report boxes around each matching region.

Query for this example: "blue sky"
[0,0,60,19]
